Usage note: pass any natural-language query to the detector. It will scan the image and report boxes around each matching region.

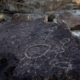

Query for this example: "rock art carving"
[0,18,80,80]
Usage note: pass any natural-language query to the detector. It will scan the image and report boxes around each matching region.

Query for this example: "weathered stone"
[44,11,55,22]
[57,11,80,30]
[12,13,43,21]
[0,18,80,80]
[0,0,76,14]
[12,13,30,23]
[9,12,56,23]
[0,53,19,80]
[0,13,8,22]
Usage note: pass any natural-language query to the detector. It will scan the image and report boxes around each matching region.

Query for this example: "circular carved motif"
[25,44,51,59]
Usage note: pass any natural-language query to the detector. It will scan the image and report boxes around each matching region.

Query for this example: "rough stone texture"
[0,18,80,80]
[44,11,55,22]
[11,13,30,23]
[0,53,19,80]
[0,0,76,14]
[57,11,80,30]
[11,11,55,23]
[12,13,44,22]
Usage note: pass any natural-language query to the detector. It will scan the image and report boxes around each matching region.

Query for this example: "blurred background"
[0,0,80,36]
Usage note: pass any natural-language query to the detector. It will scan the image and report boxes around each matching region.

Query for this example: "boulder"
[57,11,80,30]
[0,18,80,80]
[0,0,75,14]
[44,11,55,22]
[12,13,30,23]
[12,13,43,22]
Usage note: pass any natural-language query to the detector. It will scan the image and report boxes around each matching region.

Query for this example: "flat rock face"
[57,11,80,30]
[0,19,80,80]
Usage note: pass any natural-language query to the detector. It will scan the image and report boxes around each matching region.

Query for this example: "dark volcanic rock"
[0,53,19,80]
[0,18,80,80]
[57,11,80,30]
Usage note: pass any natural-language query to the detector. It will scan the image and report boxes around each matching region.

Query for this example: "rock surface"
[0,0,76,14]
[0,18,80,80]
[12,13,30,23]
[57,11,80,30]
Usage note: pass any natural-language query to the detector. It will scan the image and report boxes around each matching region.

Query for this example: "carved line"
[43,27,57,41]
[60,38,70,45]
[24,44,51,59]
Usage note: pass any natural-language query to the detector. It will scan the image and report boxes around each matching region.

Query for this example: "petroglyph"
[25,44,51,59]
[0,18,80,80]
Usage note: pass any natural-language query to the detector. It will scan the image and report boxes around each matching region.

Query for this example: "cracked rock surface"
[0,18,80,80]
